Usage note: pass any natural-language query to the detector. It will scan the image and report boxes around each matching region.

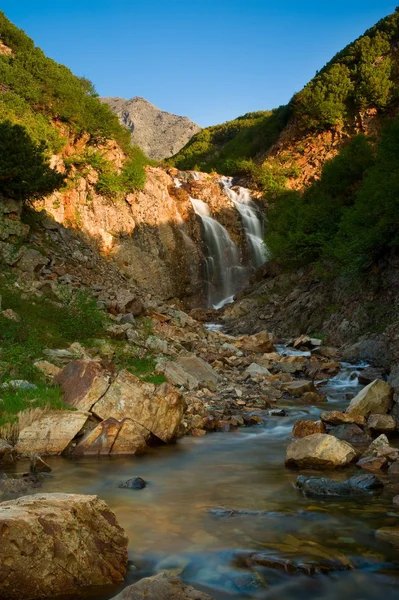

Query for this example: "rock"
[367,414,396,433]
[17,248,49,275]
[0,474,40,499]
[0,439,13,461]
[296,473,383,497]
[393,494,399,507]
[330,424,372,445]
[15,410,89,456]
[245,547,351,575]
[293,334,312,349]
[117,313,136,325]
[363,434,399,460]
[283,380,317,396]
[292,420,326,438]
[320,411,366,427]
[357,455,388,472]
[0,493,128,599]
[118,477,146,490]
[1,308,21,322]
[358,367,386,386]
[157,359,198,390]
[1,380,36,390]
[388,461,399,478]
[146,335,169,354]
[236,330,275,354]
[285,434,357,469]
[245,363,272,378]
[73,418,149,456]
[301,391,324,403]
[91,370,185,443]
[346,379,393,417]
[33,360,61,379]
[176,355,219,387]
[376,527,399,548]
[55,360,110,411]
[30,455,52,474]
[111,572,214,600]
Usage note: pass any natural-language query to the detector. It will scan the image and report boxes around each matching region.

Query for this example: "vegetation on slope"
[0,11,150,205]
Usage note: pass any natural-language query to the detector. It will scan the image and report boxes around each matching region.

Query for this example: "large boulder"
[73,418,149,456]
[235,330,275,354]
[296,473,383,497]
[283,380,317,396]
[156,359,198,391]
[320,411,366,427]
[367,414,396,433]
[176,355,219,387]
[55,360,110,411]
[15,410,89,456]
[285,434,357,469]
[346,379,393,417]
[0,493,128,599]
[111,572,214,600]
[91,370,185,442]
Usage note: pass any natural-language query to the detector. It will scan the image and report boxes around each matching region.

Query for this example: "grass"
[112,343,167,385]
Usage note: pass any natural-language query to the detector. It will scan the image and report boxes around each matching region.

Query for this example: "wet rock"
[363,434,399,460]
[244,546,352,575]
[358,367,386,386]
[91,370,185,443]
[292,420,326,438]
[208,506,275,518]
[269,409,287,416]
[283,380,317,396]
[301,391,324,403]
[0,493,128,599]
[15,410,89,456]
[376,527,399,548]
[30,455,52,474]
[296,473,383,497]
[119,477,146,490]
[330,424,372,445]
[346,379,393,417]
[55,360,110,411]
[236,330,275,354]
[367,414,396,433]
[320,411,366,427]
[0,474,41,499]
[285,434,357,469]
[357,455,388,472]
[72,418,149,456]
[111,572,214,599]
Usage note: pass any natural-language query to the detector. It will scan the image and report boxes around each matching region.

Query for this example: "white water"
[220,176,268,269]
[190,197,246,309]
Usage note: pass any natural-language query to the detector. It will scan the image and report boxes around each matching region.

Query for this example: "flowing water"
[16,361,399,600]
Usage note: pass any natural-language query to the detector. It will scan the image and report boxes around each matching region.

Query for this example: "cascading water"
[190,197,246,309]
[220,176,268,269]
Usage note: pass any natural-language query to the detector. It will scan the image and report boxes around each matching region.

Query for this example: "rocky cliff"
[101,97,201,160]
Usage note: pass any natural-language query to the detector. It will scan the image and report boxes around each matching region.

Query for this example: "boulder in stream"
[235,330,275,354]
[55,359,110,411]
[285,433,357,469]
[0,493,128,599]
[296,473,383,497]
[346,379,393,417]
[72,417,149,456]
[111,572,214,599]
[292,420,326,438]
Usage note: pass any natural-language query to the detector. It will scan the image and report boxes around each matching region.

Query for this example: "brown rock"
[376,527,399,548]
[55,360,110,411]
[33,360,61,379]
[92,370,185,442]
[285,433,357,469]
[283,381,317,396]
[301,391,324,403]
[346,379,393,417]
[236,330,275,353]
[1,308,20,322]
[111,572,214,600]
[0,493,128,599]
[320,411,366,427]
[292,420,326,438]
[73,418,149,456]
[393,494,399,508]
[330,424,372,445]
[357,455,388,472]
[367,414,396,433]
[388,461,399,478]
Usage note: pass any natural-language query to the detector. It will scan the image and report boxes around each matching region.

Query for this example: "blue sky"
[1,1,397,126]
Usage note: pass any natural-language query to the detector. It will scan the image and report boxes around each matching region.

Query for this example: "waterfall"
[190,197,245,309]
[220,176,268,269]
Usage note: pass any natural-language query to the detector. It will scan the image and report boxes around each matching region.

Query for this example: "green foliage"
[0,385,71,428]
[0,120,64,202]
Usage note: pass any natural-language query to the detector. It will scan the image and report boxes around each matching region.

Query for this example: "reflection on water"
[14,363,399,599]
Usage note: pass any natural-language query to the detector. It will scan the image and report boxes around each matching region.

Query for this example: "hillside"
[101,96,201,160]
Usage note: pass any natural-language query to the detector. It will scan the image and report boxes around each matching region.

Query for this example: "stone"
[118,477,146,489]
[285,434,357,469]
[33,360,61,379]
[176,355,219,387]
[236,330,275,354]
[72,418,149,456]
[111,572,214,600]
[15,410,89,456]
[393,494,399,507]
[245,363,272,378]
[17,248,49,275]
[91,370,185,443]
[301,391,324,403]
[157,359,198,390]
[0,475,40,499]
[55,360,110,411]
[296,473,383,497]
[117,312,136,325]
[0,308,20,322]
[292,420,326,438]
[283,380,317,396]
[293,334,312,349]
[367,413,396,433]
[364,434,399,460]
[146,335,169,354]
[330,424,372,445]
[320,411,366,427]
[388,461,399,478]
[1,380,36,391]
[357,455,388,472]
[376,527,399,548]
[358,367,386,386]
[0,493,128,599]
[346,379,393,417]
[0,439,13,461]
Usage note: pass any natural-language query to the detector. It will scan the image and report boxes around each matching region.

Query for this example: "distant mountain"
[100,96,201,160]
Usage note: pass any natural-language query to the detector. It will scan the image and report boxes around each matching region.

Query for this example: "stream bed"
[16,364,399,600]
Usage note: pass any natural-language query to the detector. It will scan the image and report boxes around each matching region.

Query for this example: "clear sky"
[1,1,397,126]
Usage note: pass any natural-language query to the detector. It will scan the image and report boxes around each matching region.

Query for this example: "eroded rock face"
[73,418,149,456]
[111,572,214,600]
[55,360,110,411]
[346,379,393,416]
[0,493,128,599]
[15,410,89,456]
[91,370,185,442]
[285,434,357,469]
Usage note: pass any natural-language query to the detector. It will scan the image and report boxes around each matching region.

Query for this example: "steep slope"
[101,96,201,160]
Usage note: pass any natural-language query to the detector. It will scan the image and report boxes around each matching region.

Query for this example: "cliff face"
[101,97,201,160]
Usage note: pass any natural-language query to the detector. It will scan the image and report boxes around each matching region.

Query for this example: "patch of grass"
[112,343,167,385]
[0,385,72,429]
